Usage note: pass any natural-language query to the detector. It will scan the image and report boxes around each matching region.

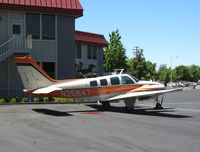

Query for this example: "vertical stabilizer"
[14,57,55,90]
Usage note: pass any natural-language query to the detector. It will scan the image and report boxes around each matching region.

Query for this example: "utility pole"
[170,57,172,82]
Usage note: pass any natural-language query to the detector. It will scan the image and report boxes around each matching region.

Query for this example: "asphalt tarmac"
[0,89,200,152]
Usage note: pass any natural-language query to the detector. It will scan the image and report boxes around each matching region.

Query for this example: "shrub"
[34,98,40,103]
[4,97,11,103]
[16,96,22,102]
[22,98,29,103]
[43,97,49,102]
[10,98,17,103]
[48,97,54,102]
[0,99,6,104]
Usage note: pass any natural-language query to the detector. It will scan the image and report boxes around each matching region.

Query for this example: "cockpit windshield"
[130,75,140,82]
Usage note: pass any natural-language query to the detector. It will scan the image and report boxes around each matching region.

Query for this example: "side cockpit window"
[121,76,134,84]
[90,80,98,87]
[100,79,108,86]
[110,77,120,85]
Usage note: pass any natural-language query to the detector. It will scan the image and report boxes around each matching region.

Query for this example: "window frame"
[110,77,120,85]
[121,76,134,84]
[90,80,98,87]
[76,44,82,59]
[12,24,21,35]
[93,45,97,60]
[87,45,92,59]
[26,13,40,39]
[100,79,108,86]
[26,13,56,40]
[42,62,56,79]
[42,14,55,40]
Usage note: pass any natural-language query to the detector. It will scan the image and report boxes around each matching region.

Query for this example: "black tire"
[125,107,134,113]
[102,101,110,111]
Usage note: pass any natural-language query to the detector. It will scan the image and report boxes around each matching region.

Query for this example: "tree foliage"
[103,29,127,72]
[103,30,200,82]
[127,49,156,80]
[188,65,200,82]
[175,65,190,81]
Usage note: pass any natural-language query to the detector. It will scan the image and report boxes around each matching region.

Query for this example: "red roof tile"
[75,31,108,47]
[0,0,83,17]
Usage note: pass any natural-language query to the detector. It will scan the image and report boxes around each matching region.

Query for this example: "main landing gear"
[124,98,136,113]
[154,95,164,109]
[98,101,110,111]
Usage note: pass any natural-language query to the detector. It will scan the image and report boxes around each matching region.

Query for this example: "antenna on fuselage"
[79,72,87,78]
[113,69,124,75]
[119,69,124,75]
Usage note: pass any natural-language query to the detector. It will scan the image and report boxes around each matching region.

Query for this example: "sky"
[76,0,200,69]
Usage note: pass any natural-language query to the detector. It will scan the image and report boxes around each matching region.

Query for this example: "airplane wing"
[104,88,183,101]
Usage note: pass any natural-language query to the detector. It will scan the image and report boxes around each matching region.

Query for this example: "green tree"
[145,61,157,80]
[103,29,127,72]
[175,65,190,81]
[188,65,200,82]
[127,49,157,80]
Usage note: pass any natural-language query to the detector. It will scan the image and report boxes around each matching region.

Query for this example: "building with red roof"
[0,0,108,97]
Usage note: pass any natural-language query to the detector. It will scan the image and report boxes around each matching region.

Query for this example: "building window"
[87,45,92,59]
[93,45,97,59]
[110,77,120,85]
[88,45,98,60]
[26,13,40,39]
[76,44,82,58]
[12,25,21,34]
[42,62,55,79]
[42,14,55,40]
[90,80,98,87]
[100,79,108,86]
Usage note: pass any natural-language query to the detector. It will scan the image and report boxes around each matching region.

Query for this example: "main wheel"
[101,101,110,111]
[154,102,163,109]
[125,107,134,113]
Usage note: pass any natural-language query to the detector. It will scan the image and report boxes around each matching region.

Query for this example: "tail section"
[14,57,56,90]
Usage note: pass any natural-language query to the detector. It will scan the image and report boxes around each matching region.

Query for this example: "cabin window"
[26,13,40,39]
[90,80,98,87]
[110,77,120,85]
[42,14,55,40]
[121,76,134,84]
[100,79,108,86]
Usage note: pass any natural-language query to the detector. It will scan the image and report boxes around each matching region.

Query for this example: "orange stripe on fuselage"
[27,85,143,98]
[130,87,165,92]
[14,57,80,82]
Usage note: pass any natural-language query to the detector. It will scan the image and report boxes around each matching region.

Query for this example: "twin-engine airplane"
[14,57,182,112]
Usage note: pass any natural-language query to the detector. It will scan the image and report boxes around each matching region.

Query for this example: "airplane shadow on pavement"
[86,104,192,118]
[32,105,192,118]
[32,109,73,117]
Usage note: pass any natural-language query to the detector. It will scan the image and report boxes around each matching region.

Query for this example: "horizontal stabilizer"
[33,87,63,94]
